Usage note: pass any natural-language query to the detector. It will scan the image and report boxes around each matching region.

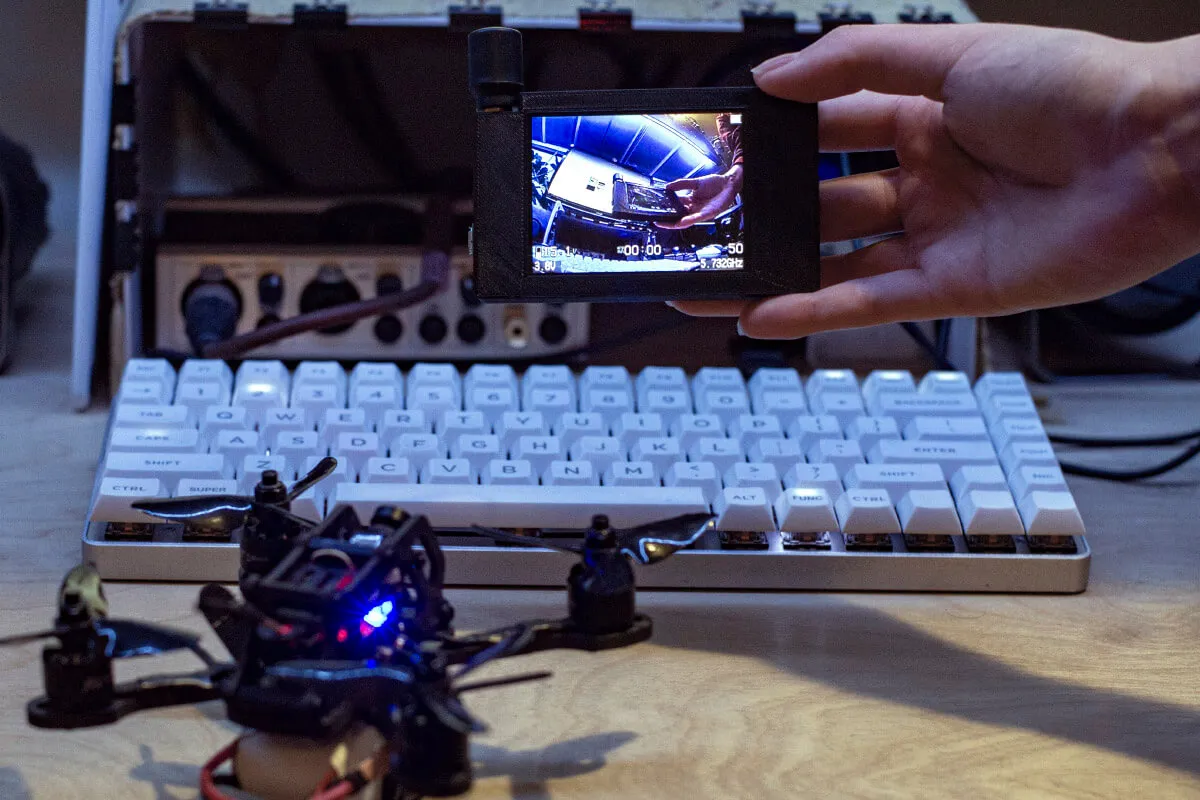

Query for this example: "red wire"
[199,738,241,800]
[309,779,355,800]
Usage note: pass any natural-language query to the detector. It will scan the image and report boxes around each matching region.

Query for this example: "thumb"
[665,178,700,192]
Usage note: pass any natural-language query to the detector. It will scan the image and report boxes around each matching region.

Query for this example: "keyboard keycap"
[408,363,462,401]
[729,414,784,449]
[783,462,844,500]
[421,458,474,484]
[805,369,858,399]
[990,418,1050,452]
[1019,491,1085,536]
[983,395,1040,426]
[391,433,446,467]
[554,412,608,447]
[806,439,865,472]
[897,489,962,535]
[636,366,689,402]
[176,478,240,498]
[364,456,414,484]
[582,389,635,428]
[123,358,175,385]
[871,394,979,428]
[957,490,1024,535]
[809,391,866,428]
[843,463,946,495]
[468,387,519,422]
[835,489,900,534]
[91,477,169,522]
[869,439,998,475]
[527,388,575,417]
[862,370,916,403]
[121,380,172,406]
[291,385,341,419]
[441,410,489,438]
[949,465,1009,500]
[641,390,692,427]
[212,429,261,462]
[999,441,1060,474]
[672,414,725,450]
[104,452,231,481]
[918,371,972,394]
[605,460,659,487]
[1008,465,1069,500]
[175,382,229,416]
[612,413,665,448]
[544,460,597,486]
[693,367,745,394]
[774,487,839,533]
[239,455,289,492]
[331,483,708,529]
[349,362,402,394]
[333,432,383,476]
[261,408,310,444]
[844,415,901,453]
[665,461,722,503]
[483,459,537,486]
[688,437,744,476]
[294,361,346,395]
[752,391,808,428]
[570,436,625,474]
[630,437,682,473]
[465,364,518,395]
[109,427,200,453]
[379,410,431,442]
[974,372,1030,403]
[115,404,194,431]
[714,486,776,531]
[748,437,805,474]
[903,416,990,442]
[787,415,843,449]
[725,462,782,501]
[451,434,504,474]
[748,367,803,401]
[496,411,547,451]
[581,365,632,394]
[696,389,751,427]
[353,385,400,428]
[320,409,366,447]
[179,359,233,392]
[409,386,459,419]
[513,435,563,473]
[274,431,323,475]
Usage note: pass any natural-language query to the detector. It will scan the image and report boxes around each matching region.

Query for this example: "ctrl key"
[91,477,168,523]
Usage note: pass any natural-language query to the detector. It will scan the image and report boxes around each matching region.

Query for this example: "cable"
[1048,427,1200,448]
[199,738,241,800]
[1058,439,1200,481]
[900,322,955,371]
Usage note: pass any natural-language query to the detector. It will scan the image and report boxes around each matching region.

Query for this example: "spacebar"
[330,483,710,529]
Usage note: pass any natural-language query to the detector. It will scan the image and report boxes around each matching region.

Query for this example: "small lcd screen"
[530,112,745,275]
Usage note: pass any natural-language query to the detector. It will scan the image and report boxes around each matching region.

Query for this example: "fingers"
[665,178,700,192]
[817,91,940,151]
[753,23,989,103]
[666,300,746,317]
[820,168,904,242]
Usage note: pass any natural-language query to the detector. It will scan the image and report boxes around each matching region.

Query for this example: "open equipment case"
[70,0,980,410]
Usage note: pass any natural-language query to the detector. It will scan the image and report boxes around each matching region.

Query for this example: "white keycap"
[496,411,547,452]
[115,404,195,431]
[291,489,324,521]
[806,439,865,472]
[835,489,901,534]
[630,437,682,473]
[465,364,518,395]
[871,394,979,427]
[391,433,445,467]
[714,486,776,531]
[897,489,962,535]
[665,461,722,503]
[120,380,171,406]
[91,477,169,523]
[774,487,839,533]
[845,416,901,453]
[441,410,489,438]
[748,437,804,474]
[1009,465,1069,500]
[752,391,808,428]
[483,459,537,486]
[805,369,858,399]
[787,415,843,449]
[274,431,323,475]
[544,460,597,486]
[725,462,782,501]
[583,389,635,428]
[352,385,400,429]
[109,427,200,452]
[581,365,632,394]
[291,385,342,419]
[693,367,745,394]
[409,385,459,419]
[212,430,261,462]
[179,360,234,392]
[332,483,708,529]
[527,388,575,417]
[748,368,803,403]
[696,389,751,427]
[990,418,1049,452]
[958,490,1024,535]
[783,462,844,500]
[175,382,229,416]
[523,364,575,390]
[239,455,290,493]
[919,371,972,394]
[300,456,349,491]
[123,358,175,386]
[451,434,503,474]
[261,408,311,445]
[364,456,414,484]
[236,360,289,395]
[810,391,866,427]
[570,436,625,474]
[729,414,784,449]
[949,465,1009,501]
[605,460,659,487]
[104,452,231,481]
[862,370,916,403]
[983,395,1041,428]
[295,360,346,392]
[421,458,474,484]
[201,406,249,444]
[176,478,239,498]
[333,432,382,476]
[379,410,430,443]
[408,363,462,400]
[467,387,518,422]
[320,409,366,447]
[635,366,689,403]
[688,437,744,475]
[231,379,287,424]
[554,412,608,447]
[641,389,692,428]
[869,439,998,475]
[999,441,1059,474]
[612,413,665,448]
[974,372,1030,403]
[671,414,725,449]
[513,435,563,473]
[904,416,990,442]
[843,463,946,495]
[1019,491,1085,536]
[349,362,402,394]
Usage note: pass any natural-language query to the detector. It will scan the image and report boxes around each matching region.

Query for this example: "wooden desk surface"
[2,264,1199,800]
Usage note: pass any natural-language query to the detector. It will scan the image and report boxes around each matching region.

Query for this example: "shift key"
[103,452,231,481]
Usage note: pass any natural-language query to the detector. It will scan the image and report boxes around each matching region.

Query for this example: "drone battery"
[234,727,385,800]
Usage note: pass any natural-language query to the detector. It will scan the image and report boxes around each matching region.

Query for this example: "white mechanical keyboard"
[84,359,1090,592]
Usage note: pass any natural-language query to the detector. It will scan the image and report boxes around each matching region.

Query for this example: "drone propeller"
[471,512,714,565]
[133,457,337,529]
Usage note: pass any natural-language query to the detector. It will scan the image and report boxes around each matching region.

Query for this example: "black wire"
[900,322,955,371]
[1135,280,1200,304]
[1048,427,1200,448]
[177,57,303,190]
[1058,439,1200,481]
[935,319,952,365]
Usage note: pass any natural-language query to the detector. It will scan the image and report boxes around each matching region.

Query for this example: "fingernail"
[736,319,746,337]
[751,53,794,77]
[665,301,678,310]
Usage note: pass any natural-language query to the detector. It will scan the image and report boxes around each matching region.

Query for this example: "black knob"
[468,27,523,111]
[377,273,404,296]
[257,273,283,308]
[456,314,486,344]
[182,280,242,353]
[419,314,448,344]
[459,275,481,308]
[374,314,404,344]
[539,314,568,345]
[299,267,361,334]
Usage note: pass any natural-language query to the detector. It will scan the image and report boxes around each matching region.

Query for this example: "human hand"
[656,166,744,229]
[669,24,1200,338]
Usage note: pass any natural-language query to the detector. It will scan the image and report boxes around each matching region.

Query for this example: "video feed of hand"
[656,166,744,230]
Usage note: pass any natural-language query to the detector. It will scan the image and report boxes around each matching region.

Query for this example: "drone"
[2,457,714,800]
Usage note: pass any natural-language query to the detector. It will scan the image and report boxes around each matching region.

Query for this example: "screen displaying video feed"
[530,111,745,275]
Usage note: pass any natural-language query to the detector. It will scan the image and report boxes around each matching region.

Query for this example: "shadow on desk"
[0,767,32,800]
[648,603,1200,776]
